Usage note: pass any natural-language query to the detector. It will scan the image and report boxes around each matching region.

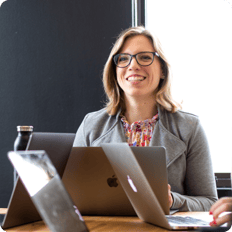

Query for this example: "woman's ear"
[161,72,165,79]
[160,62,166,79]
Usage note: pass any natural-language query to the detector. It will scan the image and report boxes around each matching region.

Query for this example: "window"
[146,0,232,172]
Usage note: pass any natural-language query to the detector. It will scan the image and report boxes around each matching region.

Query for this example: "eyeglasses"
[113,52,160,68]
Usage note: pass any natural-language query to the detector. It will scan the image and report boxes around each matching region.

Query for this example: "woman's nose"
[128,57,140,69]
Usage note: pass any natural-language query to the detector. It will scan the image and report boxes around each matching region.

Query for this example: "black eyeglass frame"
[113,51,160,68]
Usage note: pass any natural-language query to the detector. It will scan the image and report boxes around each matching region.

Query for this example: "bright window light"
[146,0,232,172]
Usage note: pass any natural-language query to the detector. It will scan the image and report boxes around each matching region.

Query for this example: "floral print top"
[121,114,159,147]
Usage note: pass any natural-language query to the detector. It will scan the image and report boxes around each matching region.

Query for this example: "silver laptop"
[1,132,75,229]
[62,146,170,216]
[101,143,229,230]
[7,150,88,232]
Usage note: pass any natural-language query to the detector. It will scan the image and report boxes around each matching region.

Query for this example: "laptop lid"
[62,146,169,216]
[2,132,75,229]
[62,147,135,216]
[7,150,88,232]
[101,143,225,230]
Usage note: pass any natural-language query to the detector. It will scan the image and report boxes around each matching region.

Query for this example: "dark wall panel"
[0,0,131,207]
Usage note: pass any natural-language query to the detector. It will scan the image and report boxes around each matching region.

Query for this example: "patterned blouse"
[121,114,159,147]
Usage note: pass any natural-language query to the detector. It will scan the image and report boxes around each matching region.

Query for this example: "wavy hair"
[103,26,181,115]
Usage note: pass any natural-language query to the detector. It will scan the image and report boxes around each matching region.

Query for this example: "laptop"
[1,132,75,229]
[62,146,169,216]
[7,150,88,232]
[101,143,230,230]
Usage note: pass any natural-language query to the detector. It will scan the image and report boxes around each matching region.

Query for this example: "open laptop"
[1,132,75,229]
[101,143,229,231]
[7,150,88,232]
[62,146,169,216]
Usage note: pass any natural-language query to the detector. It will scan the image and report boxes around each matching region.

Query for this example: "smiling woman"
[73,26,218,212]
[103,27,180,117]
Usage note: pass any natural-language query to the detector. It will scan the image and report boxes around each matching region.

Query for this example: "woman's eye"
[140,55,152,60]
[119,56,129,62]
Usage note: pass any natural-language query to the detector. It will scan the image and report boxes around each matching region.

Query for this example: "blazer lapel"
[150,107,186,167]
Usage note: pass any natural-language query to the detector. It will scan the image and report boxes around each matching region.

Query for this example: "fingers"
[210,213,232,226]
[210,197,232,213]
[168,184,173,208]
[213,202,232,219]
[214,213,232,226]
[210,197,232,217]
[209,197,232,226]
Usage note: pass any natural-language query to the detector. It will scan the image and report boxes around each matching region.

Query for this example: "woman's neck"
[123,95,158,124]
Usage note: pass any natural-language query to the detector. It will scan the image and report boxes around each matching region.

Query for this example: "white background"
[146,0,232,172]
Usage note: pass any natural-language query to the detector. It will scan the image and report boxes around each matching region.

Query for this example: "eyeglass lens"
[114,52,155,67]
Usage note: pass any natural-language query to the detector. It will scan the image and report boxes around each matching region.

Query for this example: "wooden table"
[1,208,213,232]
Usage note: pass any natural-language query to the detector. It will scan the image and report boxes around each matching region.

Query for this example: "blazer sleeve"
[73,114,89,147]
[171,119,218,211]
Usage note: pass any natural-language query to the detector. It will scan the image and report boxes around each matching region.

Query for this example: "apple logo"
[127,175,137,192]
[107,175,118,187]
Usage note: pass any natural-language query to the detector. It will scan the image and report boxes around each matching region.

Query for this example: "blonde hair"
[103,26,181,115]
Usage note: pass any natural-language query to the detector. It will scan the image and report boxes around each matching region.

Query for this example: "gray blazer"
[74,107,218,211]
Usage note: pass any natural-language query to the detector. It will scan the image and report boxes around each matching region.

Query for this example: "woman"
[74,26,218,211]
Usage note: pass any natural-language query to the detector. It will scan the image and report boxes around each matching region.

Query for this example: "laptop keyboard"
[166,215,209,226]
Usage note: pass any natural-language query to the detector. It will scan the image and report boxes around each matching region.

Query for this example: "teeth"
[127,76,145,81]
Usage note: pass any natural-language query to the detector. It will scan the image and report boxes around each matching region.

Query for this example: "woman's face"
[116,35,162,100]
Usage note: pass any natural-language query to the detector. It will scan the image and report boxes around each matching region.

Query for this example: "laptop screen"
[9,151,55,197]
[8,150,88,232]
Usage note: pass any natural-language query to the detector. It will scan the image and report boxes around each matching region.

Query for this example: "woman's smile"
[126,74,146,82]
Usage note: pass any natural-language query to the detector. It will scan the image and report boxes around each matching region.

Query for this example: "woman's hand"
[168,184,173,208]
[209,197,232,226]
